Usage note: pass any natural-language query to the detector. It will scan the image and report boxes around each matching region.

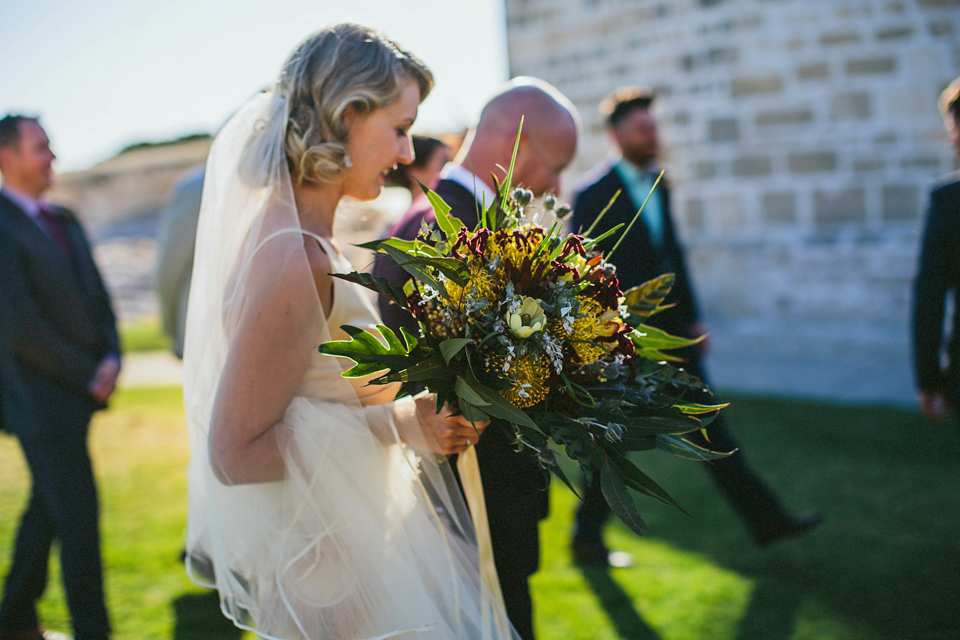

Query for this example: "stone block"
[732,156,773,176]
[695,161,717,179]
[853,159,885,172]
[845,57,897,75]
[929,17,955,37]
[789,152,837,173]
[731,74,783,96]
[709,118,740,142]
[882,184,920,220]
[814,188,866,224]
[820,32,861,46]
[755,109,814,125]
[876,25,915,40]
[683,197,704,231]
[831,92,872,119]
[762,191,797,223]
[797,62,829,80]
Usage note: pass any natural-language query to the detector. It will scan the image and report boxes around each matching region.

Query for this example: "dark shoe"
[571,540,634,568]
[753,510,823,547]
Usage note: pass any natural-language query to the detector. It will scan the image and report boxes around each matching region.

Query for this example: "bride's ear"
[341,104,358,133]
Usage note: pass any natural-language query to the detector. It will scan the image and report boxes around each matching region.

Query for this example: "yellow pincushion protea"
[503,352,551,408]
[484,352,551,408]
[570,297,620,363]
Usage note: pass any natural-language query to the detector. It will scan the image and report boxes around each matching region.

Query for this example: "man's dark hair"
[0,114,38,151]
[600,87,655,128]
[939,77,960,120]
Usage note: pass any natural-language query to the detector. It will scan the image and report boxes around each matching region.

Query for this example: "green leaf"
[423,184,461,241]
[460,371,540,431]
[600,461,648,536]
[581,223,625,252]
[440,338,474,363]
[380,354,450,383]
[458,398,491,425]
[332,272,410,310]
[623,274,676,319]
[604,445,685,513]
[379,244,450,300]
[630,324,705,362]
[455,376,492,407]
[318,325,415,378]
[674,401,729,415]
[655,434,732,461]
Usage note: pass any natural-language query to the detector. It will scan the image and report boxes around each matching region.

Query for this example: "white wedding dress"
[182,91,516,639]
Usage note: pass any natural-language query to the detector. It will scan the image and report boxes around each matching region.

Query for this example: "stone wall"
[49,138,212,229]
[505,0,960,362]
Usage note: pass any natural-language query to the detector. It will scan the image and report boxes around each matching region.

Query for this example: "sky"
[1,0,509,172]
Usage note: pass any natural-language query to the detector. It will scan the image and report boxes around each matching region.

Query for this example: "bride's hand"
[414,394,490,456]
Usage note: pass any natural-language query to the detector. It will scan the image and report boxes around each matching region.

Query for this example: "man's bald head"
[459,77,579,197]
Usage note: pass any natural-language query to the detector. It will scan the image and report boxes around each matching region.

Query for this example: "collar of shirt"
[613,158,659,193]
[1,186,56,224]
[440,163,498,211]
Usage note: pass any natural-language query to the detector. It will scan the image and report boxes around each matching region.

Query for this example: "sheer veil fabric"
[183,90,517,639]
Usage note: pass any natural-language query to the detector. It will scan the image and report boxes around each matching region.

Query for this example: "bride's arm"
[208,238,330,485]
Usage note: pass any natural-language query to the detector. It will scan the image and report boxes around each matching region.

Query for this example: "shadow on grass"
[173,590,242,640]
[733,576,802,640]
[635,396,960,640]
[577,565,663,640]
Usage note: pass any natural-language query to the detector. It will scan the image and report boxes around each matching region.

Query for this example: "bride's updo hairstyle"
[279,23,434,186]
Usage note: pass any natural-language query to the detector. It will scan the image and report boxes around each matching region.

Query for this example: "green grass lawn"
[1,389,958,639]
[119,316,171,354]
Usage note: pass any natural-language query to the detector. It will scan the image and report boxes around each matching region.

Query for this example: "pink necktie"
[37,205,72,256]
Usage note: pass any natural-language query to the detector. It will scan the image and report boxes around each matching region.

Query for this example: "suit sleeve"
[912,189,951,392]
[0,227,102,392]
[73,218,121,360]
[660,188,701,329]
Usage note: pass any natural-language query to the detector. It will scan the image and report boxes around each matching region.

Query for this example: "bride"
[182,24,519,639]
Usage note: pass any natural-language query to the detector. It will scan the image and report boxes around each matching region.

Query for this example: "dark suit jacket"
[912,177,960,398]
[0,192,120,436]
[373,177,549,577]
[572,162,700,336]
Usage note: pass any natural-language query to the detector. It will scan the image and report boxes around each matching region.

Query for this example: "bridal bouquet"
[320,161,726,535]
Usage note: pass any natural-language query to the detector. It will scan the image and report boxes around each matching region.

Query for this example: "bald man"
[373,77,579,640]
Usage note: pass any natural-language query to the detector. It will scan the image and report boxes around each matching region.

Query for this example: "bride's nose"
[397,135,414,165]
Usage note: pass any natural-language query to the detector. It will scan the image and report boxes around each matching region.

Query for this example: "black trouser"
[574,356,790,543]
[0,425,110,640]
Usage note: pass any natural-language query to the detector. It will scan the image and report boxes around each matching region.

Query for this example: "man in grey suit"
[0,115,120,640]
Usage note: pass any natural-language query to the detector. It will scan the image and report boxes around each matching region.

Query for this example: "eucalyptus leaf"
[455,376,492,407]
[600,461,648,536]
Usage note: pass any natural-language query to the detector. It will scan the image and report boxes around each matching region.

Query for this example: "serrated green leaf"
[623,274,676,319]
[380,354,449,383]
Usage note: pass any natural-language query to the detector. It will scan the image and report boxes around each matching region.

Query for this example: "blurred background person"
[0,114,120,640]
[912,76,960,431]
[570,88,822,566]
[154,165,204,359]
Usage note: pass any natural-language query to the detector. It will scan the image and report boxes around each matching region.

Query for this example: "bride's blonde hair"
[279,23,434,186]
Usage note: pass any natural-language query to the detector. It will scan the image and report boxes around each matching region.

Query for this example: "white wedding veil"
[182,24,517,639]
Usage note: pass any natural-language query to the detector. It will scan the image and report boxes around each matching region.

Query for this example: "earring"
[344,152,353,168]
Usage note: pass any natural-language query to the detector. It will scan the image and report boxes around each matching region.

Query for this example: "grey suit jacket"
[0,192,120,436]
